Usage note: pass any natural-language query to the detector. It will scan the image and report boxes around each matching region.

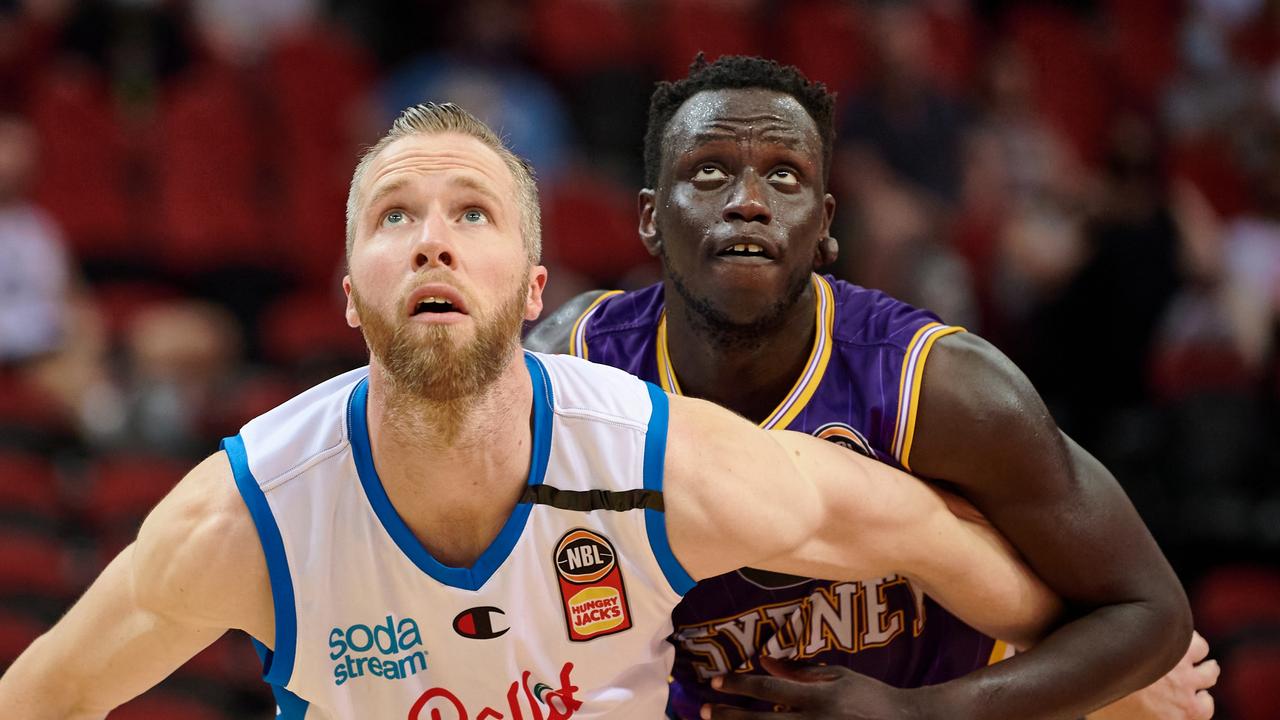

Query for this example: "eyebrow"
[447,175,505,209]
[365,178,410,213]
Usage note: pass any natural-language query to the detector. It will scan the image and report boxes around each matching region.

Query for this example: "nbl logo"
[553,529,632,642]
[555,530,616,583]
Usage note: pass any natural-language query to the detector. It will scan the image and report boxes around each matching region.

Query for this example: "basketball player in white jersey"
[0,104,1058,720]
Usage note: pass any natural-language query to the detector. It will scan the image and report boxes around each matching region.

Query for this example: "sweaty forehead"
[663,88,821,158]
[362,132,516,199]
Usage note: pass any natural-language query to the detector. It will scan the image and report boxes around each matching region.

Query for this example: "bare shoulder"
[523,289,612,354]
[923,331,1041,414]
[132,451,273,642]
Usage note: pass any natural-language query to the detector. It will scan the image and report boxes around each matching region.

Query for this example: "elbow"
[1152,588,1194,670]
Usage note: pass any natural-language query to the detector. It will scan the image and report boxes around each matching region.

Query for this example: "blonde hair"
[345,103,541,264]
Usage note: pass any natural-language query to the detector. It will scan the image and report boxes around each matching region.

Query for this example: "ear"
[343,275,361,328]
[815,193,839,269]
[524,265,549,322]
[638,188,661,257]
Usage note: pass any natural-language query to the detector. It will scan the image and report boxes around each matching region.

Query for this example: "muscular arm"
[662,392,1060,649]
[907,333,1192,719]
[0,453,273,719]
[523,290,610,354]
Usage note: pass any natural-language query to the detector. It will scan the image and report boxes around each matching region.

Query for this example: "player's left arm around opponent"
[660,392,1062,651]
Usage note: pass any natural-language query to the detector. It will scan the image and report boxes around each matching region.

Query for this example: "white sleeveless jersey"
[222,352,695,720]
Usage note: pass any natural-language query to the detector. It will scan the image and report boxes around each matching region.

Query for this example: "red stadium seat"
[1104,0,1178,108]
[656,0,765,80]
[0,374,74,444]
[1194,566,1280,640]
[258,291,368,369]
[152,63,267,276]
[265,25,374,288]
[0,451,60,520]
[0,530,72,599]
[82,454,188,561]
[773,0,867,97]
[28,67,136,263]
[0,609,46,669]
[541,169,654,283]
[1005,5,1111,165]
[1223,643,1280,720]
[530,0,642,75]
[109,691,230,720]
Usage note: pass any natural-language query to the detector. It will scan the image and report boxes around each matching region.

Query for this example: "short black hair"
[643,54,837,189]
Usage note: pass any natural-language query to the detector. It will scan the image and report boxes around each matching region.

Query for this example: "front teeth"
[730,243,765,254]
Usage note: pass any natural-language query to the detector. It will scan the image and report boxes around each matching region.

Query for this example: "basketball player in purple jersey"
[526,56,1217,719]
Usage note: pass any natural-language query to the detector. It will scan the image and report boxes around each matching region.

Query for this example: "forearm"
[931,598,1190,720]
[910,511,1061,648]
[0,634,109,720]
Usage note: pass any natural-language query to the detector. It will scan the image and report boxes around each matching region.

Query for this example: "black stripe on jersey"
[521,484,664,512]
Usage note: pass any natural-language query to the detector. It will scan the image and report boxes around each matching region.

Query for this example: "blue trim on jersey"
[641,383,695,596]
[251,638,310,719]
[347,353,553,592]
[221,434,298,687]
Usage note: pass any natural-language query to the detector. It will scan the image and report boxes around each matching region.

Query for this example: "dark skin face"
[639,88,837,420]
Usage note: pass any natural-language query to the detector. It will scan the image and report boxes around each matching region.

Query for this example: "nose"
[722,169,772,225]
[410,217,456,271]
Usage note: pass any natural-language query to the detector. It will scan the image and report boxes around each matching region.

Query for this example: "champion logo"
[452,606,509,640]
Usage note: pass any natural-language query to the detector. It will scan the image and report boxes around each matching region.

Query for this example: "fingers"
[711,671,821,708]
[701,705,803,720]
[1194,658,1221,690]
[1188,631,1210,663]
[759,655,845,682]
[1192,689,1214,720]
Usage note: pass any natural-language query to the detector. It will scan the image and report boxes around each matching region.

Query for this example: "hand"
[1087,632,1218,720]
[701,656,927,719]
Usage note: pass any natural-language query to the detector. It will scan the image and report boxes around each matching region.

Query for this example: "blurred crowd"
[1,0,1279,717]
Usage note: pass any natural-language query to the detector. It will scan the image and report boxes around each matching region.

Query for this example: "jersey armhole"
[221,433,299,688]
[641,382,697,596]
[889,323,965,470]
[570,290,623,359]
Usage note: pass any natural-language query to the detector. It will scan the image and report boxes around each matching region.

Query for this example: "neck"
[365,351,533,494]
[662,280,817,424]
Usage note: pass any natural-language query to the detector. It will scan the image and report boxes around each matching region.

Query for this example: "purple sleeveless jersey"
[569,274,1006,718]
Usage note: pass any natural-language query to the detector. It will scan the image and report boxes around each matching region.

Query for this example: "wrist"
[911,679,977,720]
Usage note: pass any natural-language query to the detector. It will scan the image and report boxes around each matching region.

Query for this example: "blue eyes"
[379,209,489,227]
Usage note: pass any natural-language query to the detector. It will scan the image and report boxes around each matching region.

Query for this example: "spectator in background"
[378,0,570,183]
[840,1,969,205]
[1017,113,1185,447]
[0,113,71,366]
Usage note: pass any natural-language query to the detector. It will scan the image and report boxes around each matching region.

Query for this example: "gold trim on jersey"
[569,290,623,360]
[890,322,965,470]
[656,274,835,430]
[987,639,1014,665]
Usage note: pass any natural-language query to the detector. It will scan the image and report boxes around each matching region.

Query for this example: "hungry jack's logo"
[553,529,632,642]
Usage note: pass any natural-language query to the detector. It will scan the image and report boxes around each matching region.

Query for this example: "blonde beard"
[351,277,528,444]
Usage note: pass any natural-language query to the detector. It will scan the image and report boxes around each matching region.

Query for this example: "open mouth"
[411,296,459,316]
[715,238,776,261]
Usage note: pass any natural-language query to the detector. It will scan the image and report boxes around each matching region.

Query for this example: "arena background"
[1,0,1278,717]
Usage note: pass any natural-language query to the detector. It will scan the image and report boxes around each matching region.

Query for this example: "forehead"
[360,131,516,202]
[662,88,821,161]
